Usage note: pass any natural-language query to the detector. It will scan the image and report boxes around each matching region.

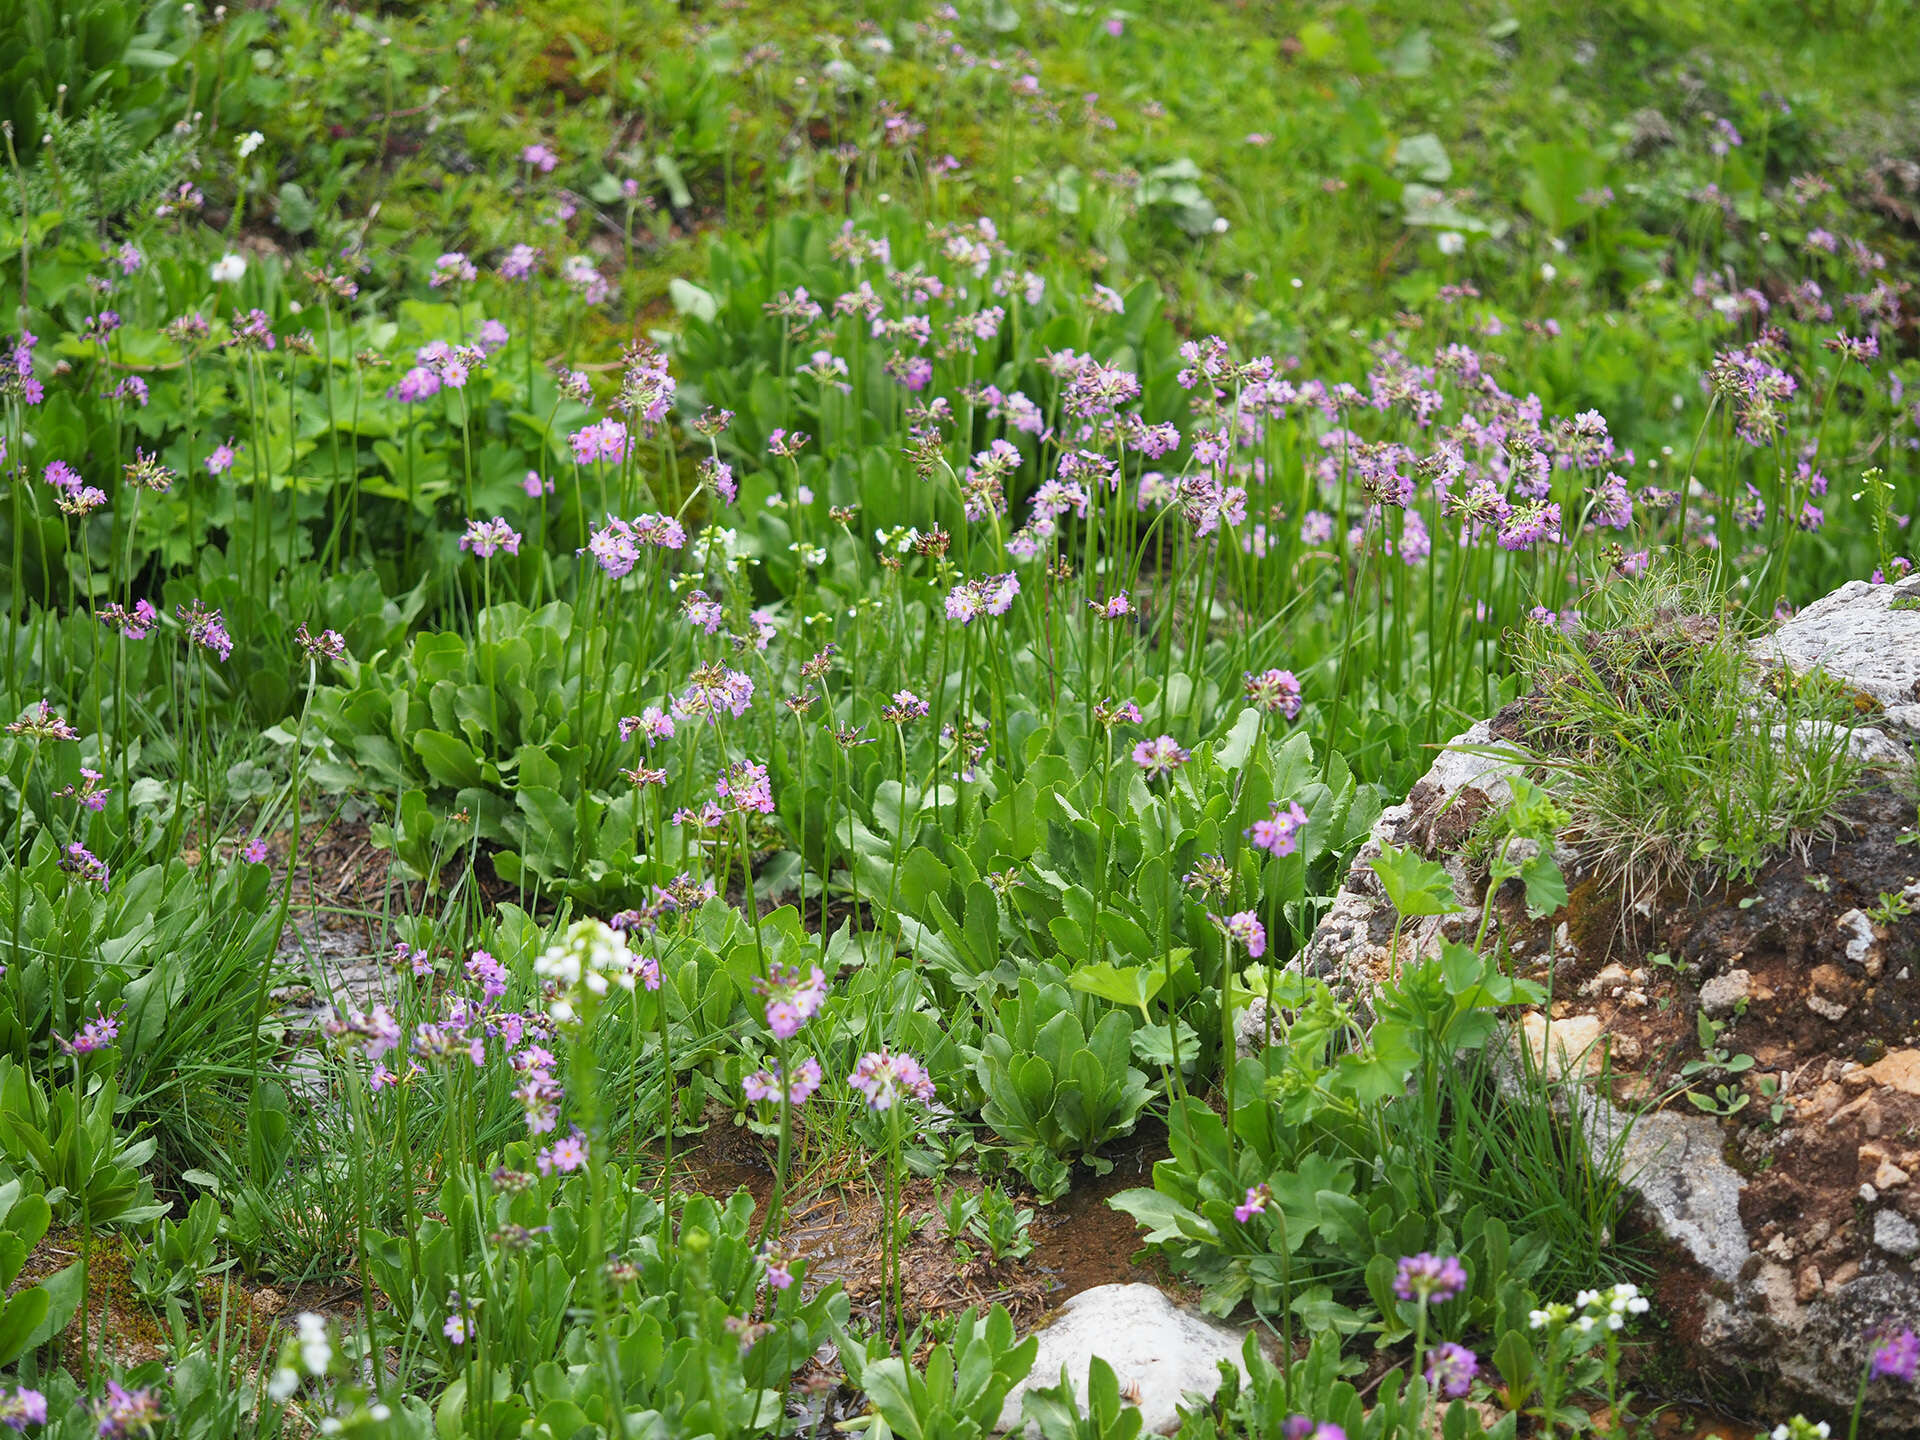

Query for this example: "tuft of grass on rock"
[1510,568,1880,913]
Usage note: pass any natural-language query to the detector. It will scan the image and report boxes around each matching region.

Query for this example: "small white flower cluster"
[1528,1282,1649,1334]
[266,1311,332,1401]
[533,919,636,1022]
[1771,1420,1831,1440]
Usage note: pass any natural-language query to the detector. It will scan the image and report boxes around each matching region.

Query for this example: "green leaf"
[413,730,483,790]
[1368,842,1462,918]
[21,1259,83,1352]
[1518,851,1567,918]
[669,278,718,322]
[1068,961,1165,1017]
[0,1287,48,1367]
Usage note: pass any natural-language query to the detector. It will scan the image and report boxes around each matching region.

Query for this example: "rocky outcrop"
[1290,578,1920,1430]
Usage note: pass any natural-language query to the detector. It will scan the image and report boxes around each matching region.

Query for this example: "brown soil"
[673,1116,1174,1333]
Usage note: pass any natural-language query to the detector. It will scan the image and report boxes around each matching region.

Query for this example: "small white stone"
[996,1285,1252,1436]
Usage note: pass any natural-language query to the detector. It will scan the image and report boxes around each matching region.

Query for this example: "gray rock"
[1292,720,1524,995]
[1761,575,1920,709]
[1698,969,1751,1020]
[1875,1209,1920,1259]
[996,1284,1251,1436]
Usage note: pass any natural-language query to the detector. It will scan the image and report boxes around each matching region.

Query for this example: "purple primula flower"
[849,1048,936,1111]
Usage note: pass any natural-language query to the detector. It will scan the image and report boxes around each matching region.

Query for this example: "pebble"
[1699,969,1752,1019]
[1876,1210,1920,1260]
[1796,1264,1823,1302]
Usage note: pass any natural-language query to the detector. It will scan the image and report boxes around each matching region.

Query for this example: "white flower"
[1210,216,1229,234]
[266,1366,299,1402]
[236,130,264,158]
[297,1311,332,1374]
[210,253,247,284]
[1539,262,1557,281]
[1436,231,1466,256]
[534,919,636,1020]
[1528,1309,1552,1329]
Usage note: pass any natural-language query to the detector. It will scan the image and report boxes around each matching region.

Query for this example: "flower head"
[882,689,930,724]
[754,963,828,1039]
[744,1056,823,1107]
[94,1380,163,1438]
[429,252,479,288]
[848,1048,936,1111]
[1249,800,1308,858]
[295,623,348,663]
[460,517,523,559]
[60,1006,120,1053]
[533,920,637,1023]
[60,844,110,893]
[1132,734,1190,778]
[1233,1183,1272,1223]
[1870,1328,1919,1384]
[1424,1342,1479,1398]
[717,760,775,815]
[0,1387,48,1431]
[1218,910,1266,958]
[177,601,235,661]
[1393,1252,1467,1305]
[7,701,78,741]
[1244,668,1303,719]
